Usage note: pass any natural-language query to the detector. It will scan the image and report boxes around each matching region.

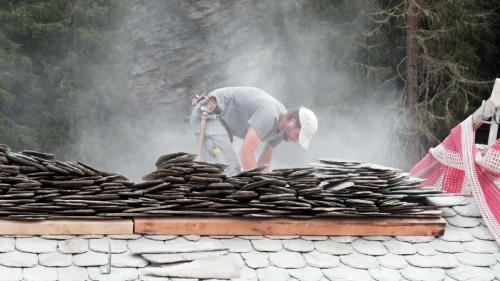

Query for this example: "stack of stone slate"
[126,153,443,219]
[0,146,444,219]
[0,144,133,219]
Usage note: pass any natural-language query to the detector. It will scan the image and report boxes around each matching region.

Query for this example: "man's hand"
[258,143,275,172]
[240,127,261,170]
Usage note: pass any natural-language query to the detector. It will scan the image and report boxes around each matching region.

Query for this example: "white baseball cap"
[298,107,318,149]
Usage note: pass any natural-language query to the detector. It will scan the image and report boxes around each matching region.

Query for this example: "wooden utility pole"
[406,0,419,167]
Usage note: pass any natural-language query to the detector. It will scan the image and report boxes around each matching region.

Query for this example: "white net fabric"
[430,144,464,170]
[460,117,500,245]
[476,144,500,173]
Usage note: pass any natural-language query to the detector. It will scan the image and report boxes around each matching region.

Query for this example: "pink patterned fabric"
[410,117,500,244]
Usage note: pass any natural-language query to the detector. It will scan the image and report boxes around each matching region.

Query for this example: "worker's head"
[282,107,318,149]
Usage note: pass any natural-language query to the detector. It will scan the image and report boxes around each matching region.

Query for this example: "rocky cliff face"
[126,0,325,119]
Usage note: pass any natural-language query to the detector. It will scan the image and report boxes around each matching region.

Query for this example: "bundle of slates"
[0,146,443,219]
[0,144,134,219]
[128,153,443,219]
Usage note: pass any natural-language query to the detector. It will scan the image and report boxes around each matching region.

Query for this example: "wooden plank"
[0,219,134,235]
[134,217,446,236]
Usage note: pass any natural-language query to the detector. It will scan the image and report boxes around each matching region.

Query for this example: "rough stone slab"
[289,267,323,281]
[108,235,141,240]
[340,252,379,269]
[400,267,446,281]
[396,236,434,243]
[141,249,227,264]
[446,265,495,281]
[23,266,57,281]
[282,239,314,252]
[446,216,480,228]
[0,237,14,252]
[229,252,245,269]
[220,238,253,253]
[462,239,499,253]
[469,226,495,241]
[314,240,353,255]
[361,236,391,241]
[16,237,57,253]
[183,235,201,241]
[329,236,355,243]
[138,268,173,281]
[454,252,497,266]
[127,237,165,254]
[377,254,408,270]
[256,266,289,281]
[112,252,148,268]
[406,254,458,268]
[322,265,371,281]
[88,267,139,281]
[426,196,468,207]
[453,201,481,217]
[40,235,75,240]
[269,250,306,269]
[73,251,108,266]
[384,239,417,255]
[232,266,257,281]
[368,268,402,281]
[39,252,72,267]
[0,219,133,235]
[429,239,465,253]
[492,264,500,280]
[0,265,22,281]
[144,235,177,241]
[439,227,474,242]
[301,236,328,241]
[251,239,282,252]
[304,250,340,268]
[58,238,88,254]
[415,243,438,256]
[441,208,457,218]
[0,251,37,267]
[89,238,128,254]
[242,252,269,269]
[58,266,89,281]
[352,239,387,256]
[164,238,225,253]
[141,256,240,279]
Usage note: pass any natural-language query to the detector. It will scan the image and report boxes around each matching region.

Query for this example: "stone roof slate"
[0,196,498,281]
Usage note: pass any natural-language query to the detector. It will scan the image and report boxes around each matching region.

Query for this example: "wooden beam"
[472,78,500,129]
[134,217,446,236]
[0,219,134,235]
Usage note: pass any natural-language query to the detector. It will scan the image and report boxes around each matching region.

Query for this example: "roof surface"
[0,196,498,281]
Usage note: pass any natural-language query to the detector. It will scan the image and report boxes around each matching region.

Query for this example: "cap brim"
[298,130,311,149]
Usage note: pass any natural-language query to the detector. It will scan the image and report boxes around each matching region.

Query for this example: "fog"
[73,0,406,181]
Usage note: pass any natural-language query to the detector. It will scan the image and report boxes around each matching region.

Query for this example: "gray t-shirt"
[209,87,287,147]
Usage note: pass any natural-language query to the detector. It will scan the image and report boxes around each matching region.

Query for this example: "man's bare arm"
[257,143,275,172]
[240,127,261,170]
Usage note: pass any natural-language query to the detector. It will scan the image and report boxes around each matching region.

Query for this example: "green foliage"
[0,0,131,156]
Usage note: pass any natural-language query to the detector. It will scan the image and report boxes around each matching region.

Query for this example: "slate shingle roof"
[0,196,498,281]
